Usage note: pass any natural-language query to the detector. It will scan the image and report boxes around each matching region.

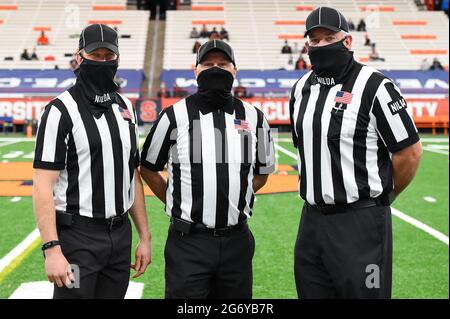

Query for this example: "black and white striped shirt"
[141,94,275,228]
[33,87,140,219]
[289,62,419,205]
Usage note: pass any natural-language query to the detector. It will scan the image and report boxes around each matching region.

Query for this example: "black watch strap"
[41,240,60,251]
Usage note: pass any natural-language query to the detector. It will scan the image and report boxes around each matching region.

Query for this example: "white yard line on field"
[276,143,449,246]
[0,229,40,282]
[0,141,22,148]
[391,208,449,245]
[422,146,449,156]
[275,143,297,160]
[0,138,35,143]
[420,138,449,143]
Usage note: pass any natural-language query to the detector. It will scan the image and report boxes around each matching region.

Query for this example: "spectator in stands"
[357,18,366,32]
[30,48,39,60]
[149,0,167,20]
[364,33,371,46]
[292,42,300,54]
[37,31,49,46]
[192,41,201,54]
[209,27,220,40]
[429,57,444,70]
[300,44,307,55]
[20,49,31,61]
[348,19,355,31]
[295,55,307,70]
[420,58,430,71]
[234,84,248,98]
[69,57,79,70]
[172,83,188,97]
[220,27,229,41]
[209,30,221,40]
[137,0,148,10]
[281,40,292,54]
[190,27,200,38]
[200,24,209,38]
[284,54,295,71]
[369,43,385,62]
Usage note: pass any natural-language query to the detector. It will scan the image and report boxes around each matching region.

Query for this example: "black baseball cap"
[304,7,349,37]
[196,40,236,66]
[79,24,119,55]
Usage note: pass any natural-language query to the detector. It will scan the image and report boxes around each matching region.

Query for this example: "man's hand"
[44,246,74,288]
[130,237,152,278]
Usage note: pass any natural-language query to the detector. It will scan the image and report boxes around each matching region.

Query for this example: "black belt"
[306,198,384,215]
[56,210,128,231]
[170,217,247,237]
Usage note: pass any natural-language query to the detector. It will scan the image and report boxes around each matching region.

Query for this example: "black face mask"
[308,38,354,85]
[74,57,119,109]
[196,67,234,109]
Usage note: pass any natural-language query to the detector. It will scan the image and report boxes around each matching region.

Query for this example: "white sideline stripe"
[420,138,449,143]
[275,141,449,246]
[0,138,35,142]
[391,208,449,245]
[275,143,297,160]
[0,228,40,274]
[275,137,449,143]
[422,146,449,155]
[9,281,144,299]
[0,141,21,148]
[274,138,292,142]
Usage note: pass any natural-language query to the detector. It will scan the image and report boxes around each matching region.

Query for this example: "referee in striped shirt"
[290,7,422,298]
[33,24,151,298]
[141,40,275,299]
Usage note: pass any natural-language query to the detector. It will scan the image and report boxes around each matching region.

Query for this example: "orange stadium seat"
[392,20,427,25]
[33,26,52,32]
[296,6,314,11]
[278,35,304,39]
[92,5,125,11]
[358,57,369,62]
[410,49,448,54]
[44,55,55,61]
[191,6,224,11]
[0,4,17,10]
[361,6,395,12]
[0,19,3,24]
[192,20,225,25]
[274,21,305,25]
[88,20,123,25]
[401,34,437,39]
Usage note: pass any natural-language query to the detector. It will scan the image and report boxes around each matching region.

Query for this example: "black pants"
[294,203,392,299]
[53,217,132,299]
[164,224,255,299]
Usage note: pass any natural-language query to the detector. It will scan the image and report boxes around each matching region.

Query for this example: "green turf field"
[0,134,448,299]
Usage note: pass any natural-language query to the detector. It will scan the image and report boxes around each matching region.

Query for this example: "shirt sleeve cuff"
[33,161,65,170]
[141,160,165,172]
[387,133,420,153]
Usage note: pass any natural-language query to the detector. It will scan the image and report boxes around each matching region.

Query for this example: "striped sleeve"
[289,80,299,149]
[370,79,420,153]
[255,111,276,175]
[140,107,175,171]
[33,101,71,170]
[133,106,140,168]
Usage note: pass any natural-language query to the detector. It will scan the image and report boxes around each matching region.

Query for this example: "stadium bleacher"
[163,0,449,70]
[0,0,149,70]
